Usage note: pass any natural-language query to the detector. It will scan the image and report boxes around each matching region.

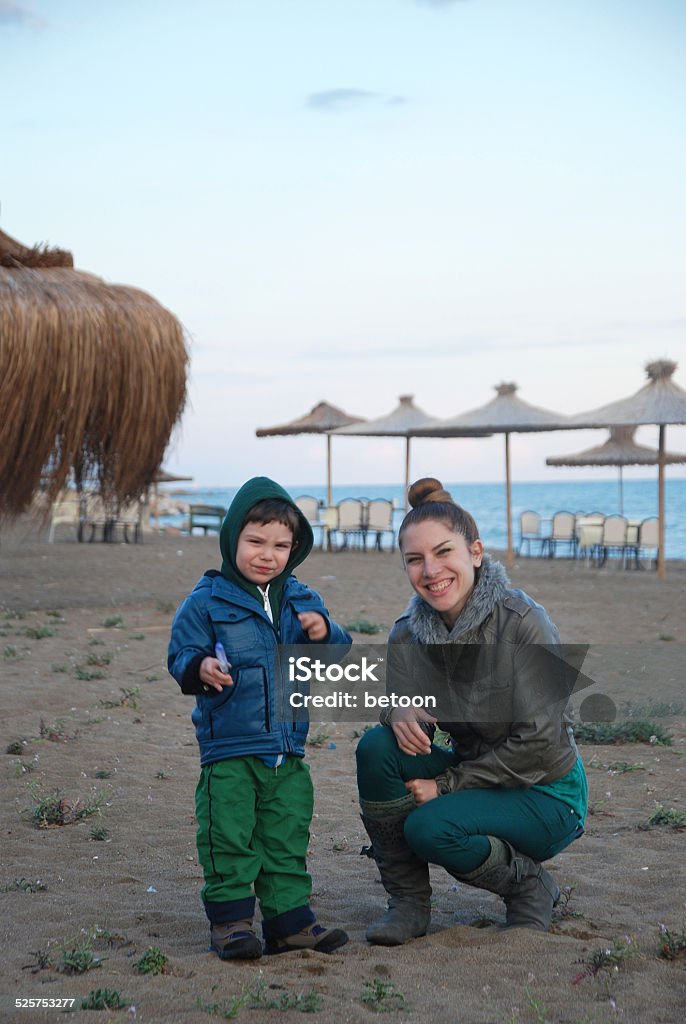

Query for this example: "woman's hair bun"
[408,477,454,509]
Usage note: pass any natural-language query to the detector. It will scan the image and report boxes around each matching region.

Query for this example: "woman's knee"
[355,725,398,773]
[403,803,471,863]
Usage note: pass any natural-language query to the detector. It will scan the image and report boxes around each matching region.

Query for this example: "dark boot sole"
[210,938,263,960]
[265,929,349,955]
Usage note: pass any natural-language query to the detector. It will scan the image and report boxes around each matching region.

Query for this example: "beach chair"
[598,514,628,567]
[188,504,225,535]
[547,511,577,558]
[575,512,605,563]
[628,517,659,570]
[518,511,546,556]
[295,495,326,547]
[365,499,394,551]
[47,492,80,543]
[331,498,366,550]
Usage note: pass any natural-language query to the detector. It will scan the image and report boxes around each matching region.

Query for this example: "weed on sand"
[574,720,672,746]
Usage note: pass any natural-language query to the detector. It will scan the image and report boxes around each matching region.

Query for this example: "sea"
[158,478,686,560]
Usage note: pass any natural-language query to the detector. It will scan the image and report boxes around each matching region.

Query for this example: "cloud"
[415,0,471,7]
[0,1,46,28]
[307,89,407,112]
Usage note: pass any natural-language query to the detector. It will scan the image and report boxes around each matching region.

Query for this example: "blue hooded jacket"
[168,478,351,766]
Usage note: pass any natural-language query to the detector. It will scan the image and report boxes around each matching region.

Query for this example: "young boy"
[168,477,351,960]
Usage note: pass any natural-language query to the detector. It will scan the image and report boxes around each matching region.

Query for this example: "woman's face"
[401,519,483,627]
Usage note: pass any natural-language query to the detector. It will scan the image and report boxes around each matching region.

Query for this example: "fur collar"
[404,553,510,644]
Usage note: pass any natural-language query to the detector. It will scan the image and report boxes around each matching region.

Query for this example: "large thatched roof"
[0,229,189,516]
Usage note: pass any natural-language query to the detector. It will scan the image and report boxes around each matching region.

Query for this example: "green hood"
[219,477,313,620]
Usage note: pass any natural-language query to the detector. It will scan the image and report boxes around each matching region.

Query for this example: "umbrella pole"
[619,466,624,515]
[505,432,513,568]
[658,426,665,580]
[404,437,411,512]
[326,434,332,507]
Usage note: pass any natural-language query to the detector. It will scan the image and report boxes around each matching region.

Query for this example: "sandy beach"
[1,524,685,1023]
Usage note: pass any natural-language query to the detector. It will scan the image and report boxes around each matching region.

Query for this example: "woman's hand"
[298,611,328,641]
[405,778,439,804]
[390,707,437,756]
[199,656,234,693]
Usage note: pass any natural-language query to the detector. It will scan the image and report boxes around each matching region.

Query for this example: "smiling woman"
[355,477,588,946]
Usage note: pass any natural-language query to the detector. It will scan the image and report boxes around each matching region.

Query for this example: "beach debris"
[146,885,157,893]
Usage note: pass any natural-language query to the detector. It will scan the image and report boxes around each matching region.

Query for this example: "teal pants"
[195,756,316,939]
[357,726,583,875]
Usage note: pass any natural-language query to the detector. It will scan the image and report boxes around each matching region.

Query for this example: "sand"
[1,524,685,1023]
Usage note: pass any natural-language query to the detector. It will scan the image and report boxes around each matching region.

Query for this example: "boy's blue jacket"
[168,572,351,766]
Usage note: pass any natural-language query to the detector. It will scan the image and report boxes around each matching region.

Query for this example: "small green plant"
[344,619,384,635]
[307,731,330,748]
[51,662,68,673]
[659,633,675,641]
[81,988,127,1010]
[657,920,686,960]
[605,761,646,774]
[59,935,103,975]
[45,609,63,618]
[102,615,124,628]
[87,651,113,667]
[94,768,112,779]
[199,979,323,1017]
[574,719,672,746]
[76,666,106,681]
[572,934,639,984]
[644,803,686,829]
[1,877,47,893]
[352,725,374,738]
[146,673,161,682]
[154,770,170,779]
[28,782,102,828]
[88,637,105,646]
[3,645,17,658]
[6,739,25,754]
[361,979,408,1013]
[129,633,146,640]
[89,825,110,841]
[2,607,25,619]
[14,759,35,776]
[99,686,140,709]
[21,625,56,640]
[39,718,78,742]
[620,698,685,718]
[552,885,584,921]
[135,946,170,975]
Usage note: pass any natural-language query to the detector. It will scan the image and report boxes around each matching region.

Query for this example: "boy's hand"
[199,656,234,693]
[298,611,328,641]
[405,778,439,804]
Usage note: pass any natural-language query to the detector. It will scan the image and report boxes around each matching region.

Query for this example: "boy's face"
[235,519,294,586]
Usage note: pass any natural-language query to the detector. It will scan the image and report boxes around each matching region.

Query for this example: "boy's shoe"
[210,919,263,960]
[265,922,348,955]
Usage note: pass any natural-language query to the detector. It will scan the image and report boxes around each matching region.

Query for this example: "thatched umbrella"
[412,383,570,567]
[568,360,686,579]
[0,229,189,517]
[330,395,438,510]
[546,426,686,515]
[256,401,365,505]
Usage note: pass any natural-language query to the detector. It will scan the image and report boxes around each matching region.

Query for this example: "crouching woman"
[356,478,587,944]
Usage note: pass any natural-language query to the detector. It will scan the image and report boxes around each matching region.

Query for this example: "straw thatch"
[568,360,686,427]
[546,426,686,468]
[255,401,364,436]
[331,395,432,436]
[412,383,570,435]
[0,229,189,516]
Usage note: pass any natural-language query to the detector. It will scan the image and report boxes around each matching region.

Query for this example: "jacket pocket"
[207,666,270,739]
[209,606,258,655]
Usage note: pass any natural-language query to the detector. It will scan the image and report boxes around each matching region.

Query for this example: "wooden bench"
[189,504,225,535]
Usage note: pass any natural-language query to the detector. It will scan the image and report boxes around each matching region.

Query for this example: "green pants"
[357,726,584,875]
[195,756,315,938]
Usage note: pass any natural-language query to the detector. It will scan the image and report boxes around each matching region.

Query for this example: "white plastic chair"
[518,511,545,556]
[332,499,366,549]
[599,514,628,566]
[365,499,394,551]
[547,511,577,558]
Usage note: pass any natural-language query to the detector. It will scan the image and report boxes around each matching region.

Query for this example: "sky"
[2,0,685,489]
